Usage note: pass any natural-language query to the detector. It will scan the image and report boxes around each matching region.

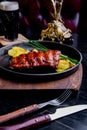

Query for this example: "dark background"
[0,0,87,129]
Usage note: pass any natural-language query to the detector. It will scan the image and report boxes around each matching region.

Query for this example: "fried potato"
[8,46,29,57]
[56,59,75,72]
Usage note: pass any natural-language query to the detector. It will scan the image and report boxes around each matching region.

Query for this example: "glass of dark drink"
[0,1,19,41]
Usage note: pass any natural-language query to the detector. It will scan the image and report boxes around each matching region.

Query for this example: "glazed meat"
[10,50,61,69]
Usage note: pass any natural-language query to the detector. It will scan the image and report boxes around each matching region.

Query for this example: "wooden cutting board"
[0,34,83,90]
[0,64,83,90]
[0,34,28,46]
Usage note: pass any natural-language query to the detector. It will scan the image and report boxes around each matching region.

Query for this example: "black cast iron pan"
[0,41,82,82]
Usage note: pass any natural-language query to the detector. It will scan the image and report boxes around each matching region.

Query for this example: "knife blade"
[0,104,87,130]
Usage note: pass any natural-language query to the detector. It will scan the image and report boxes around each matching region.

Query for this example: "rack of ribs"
[9,50,61,69]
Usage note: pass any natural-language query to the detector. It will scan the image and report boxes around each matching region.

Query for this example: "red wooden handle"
[0,114,51,130]
[0,104,39,124]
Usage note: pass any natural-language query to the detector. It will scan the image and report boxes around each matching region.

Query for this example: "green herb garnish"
[28,40,78,64]
[60,54,78,64]
[28,40,48,51]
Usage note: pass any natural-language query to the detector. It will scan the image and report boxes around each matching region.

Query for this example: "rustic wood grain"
[0,64,82,90]
[0,34,28,46]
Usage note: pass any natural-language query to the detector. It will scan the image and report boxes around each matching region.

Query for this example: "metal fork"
[39,90,72,108]
[0,90,72,124]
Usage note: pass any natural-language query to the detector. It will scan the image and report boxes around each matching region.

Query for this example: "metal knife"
[0,104,87,130]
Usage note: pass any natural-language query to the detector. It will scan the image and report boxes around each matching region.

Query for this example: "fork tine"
[39,90,72,108]
[47,90,72,106]
[56,90,72,104]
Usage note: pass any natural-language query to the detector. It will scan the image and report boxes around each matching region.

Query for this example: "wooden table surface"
[0,64,82,90]
[0,34,83,90]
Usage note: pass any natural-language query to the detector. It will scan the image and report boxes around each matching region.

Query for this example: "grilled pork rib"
[10,50,61,69]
